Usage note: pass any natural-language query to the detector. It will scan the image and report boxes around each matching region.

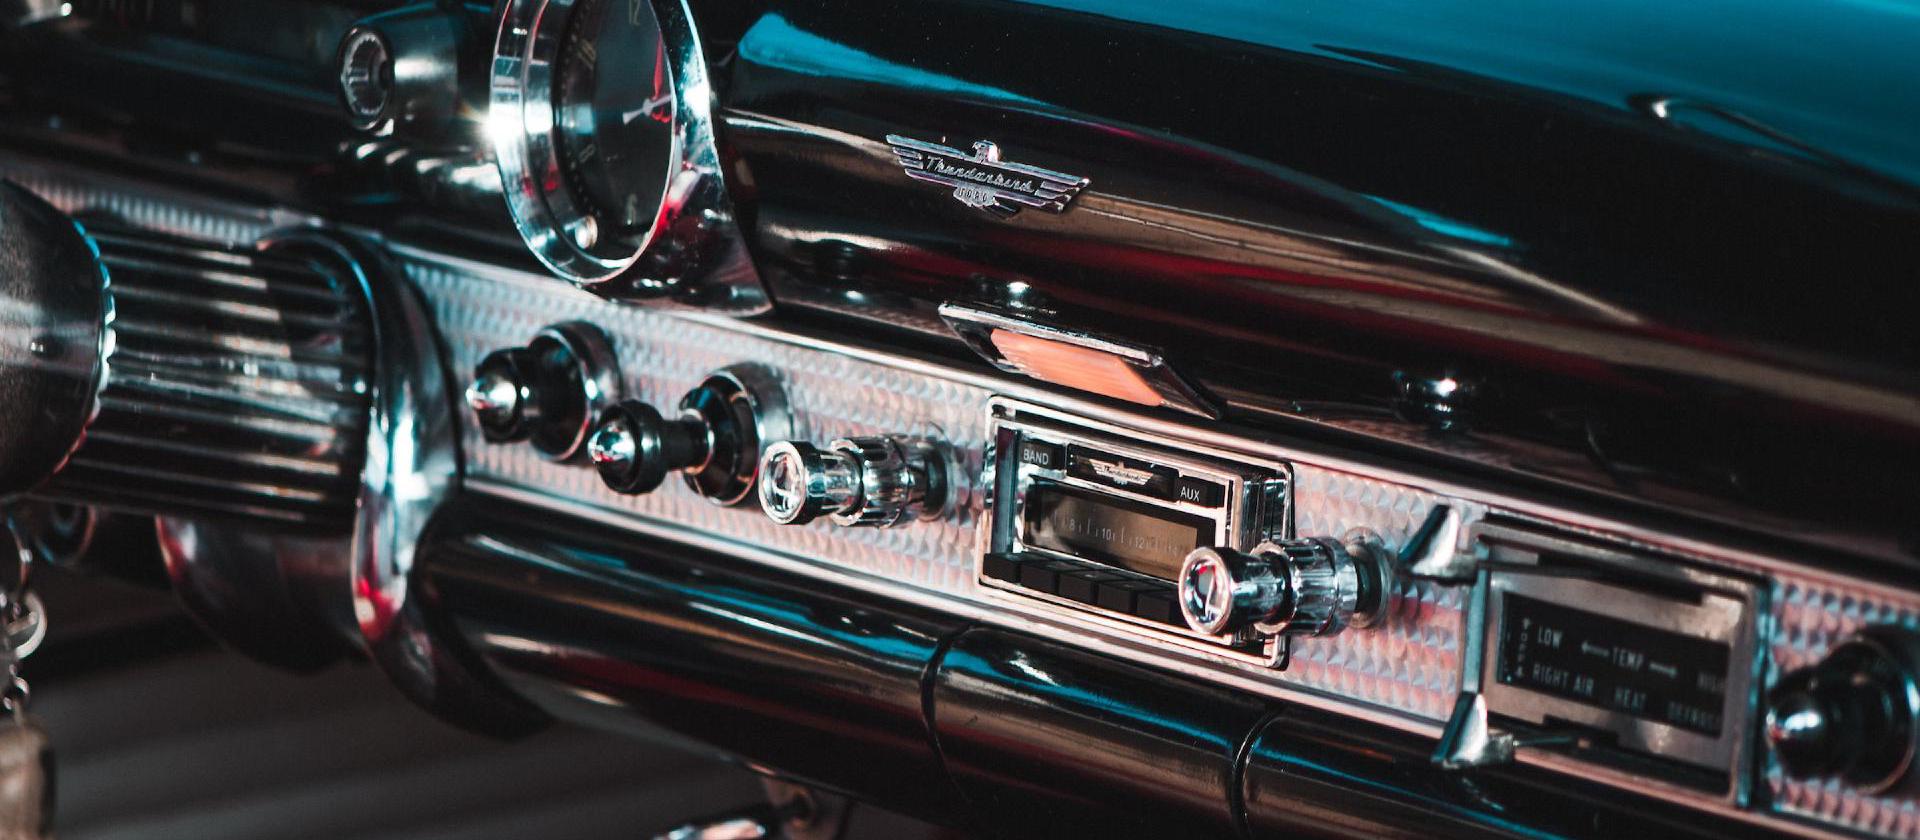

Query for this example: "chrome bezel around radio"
[979,398,1291,661]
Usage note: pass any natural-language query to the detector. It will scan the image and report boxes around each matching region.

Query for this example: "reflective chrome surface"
[2,207,375,532]
[1178,534,1390,640]
[757,434,955,527]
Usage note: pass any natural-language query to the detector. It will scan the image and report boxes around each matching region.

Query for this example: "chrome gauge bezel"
[489,0,769,312]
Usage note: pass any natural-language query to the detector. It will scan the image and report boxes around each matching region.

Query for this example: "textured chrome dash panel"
[410,255,1477,724]
[410,255,992,594]
[1770,579,1920,838]
[0,160,304,245]
[1291,470,1484,721]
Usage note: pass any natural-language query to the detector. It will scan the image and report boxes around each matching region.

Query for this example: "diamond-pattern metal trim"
[416,257,1493,723]
[1768,578,1920,837]
[411,259,990,595]
[1291,467,1488,720]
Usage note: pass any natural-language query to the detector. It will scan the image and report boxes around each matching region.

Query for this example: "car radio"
[979,398,1297,660]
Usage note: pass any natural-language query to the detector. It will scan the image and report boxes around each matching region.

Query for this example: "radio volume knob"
[758,435,956,527]
[1178,534,1392,639]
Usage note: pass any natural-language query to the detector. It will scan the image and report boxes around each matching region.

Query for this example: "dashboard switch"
[1178,532,1393,639]
[586,365,792,505]
[758,435,958,527]
[466,322,621,462]
[1766,626,1920,793]
[589,400,709,495]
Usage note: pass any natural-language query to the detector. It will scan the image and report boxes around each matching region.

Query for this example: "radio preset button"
[1095,578,1163,614]
[1017,439,1065,470]
[1176,477,1226,508]
[1019,559,1090,594]
[1058,569,1131,605]
[1066,445,1178,500]
[982,553,1026,582]
[1134,587,1181,626]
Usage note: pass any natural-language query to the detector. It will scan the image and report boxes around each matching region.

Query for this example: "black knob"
[582,365,793,505]
[588,400,711,495]
[466,322,621,462]
[1765,626,1920,793]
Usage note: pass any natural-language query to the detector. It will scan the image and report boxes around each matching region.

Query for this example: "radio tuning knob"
[758,435,958,527]
[1177,533,1393,639]
[1765,626,1920,793]
[465,322,621,462]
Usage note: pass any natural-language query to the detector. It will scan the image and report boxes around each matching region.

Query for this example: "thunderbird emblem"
[886,135,1089,215]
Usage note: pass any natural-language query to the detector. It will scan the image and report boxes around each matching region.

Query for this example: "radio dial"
[1178,534,1391,639]
[758,435,956,527]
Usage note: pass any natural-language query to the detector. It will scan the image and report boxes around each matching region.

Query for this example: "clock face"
[550,0,677,258]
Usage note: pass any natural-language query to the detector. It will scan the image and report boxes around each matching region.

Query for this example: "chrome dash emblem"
[887,135,1089,215]
[1087,458,1154,488]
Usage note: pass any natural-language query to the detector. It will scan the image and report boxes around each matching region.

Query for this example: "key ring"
[4,594,43,664]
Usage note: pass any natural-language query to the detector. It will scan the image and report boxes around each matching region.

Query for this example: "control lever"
[757,435,959,527]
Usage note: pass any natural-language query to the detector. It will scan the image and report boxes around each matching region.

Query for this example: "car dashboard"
[0,1,1918,838]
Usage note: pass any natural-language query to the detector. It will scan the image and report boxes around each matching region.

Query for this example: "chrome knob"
[465,349,533,438]
[757,435,955,528]
[586,365,793,504]
[1178,533,1392,639]
[758,442,861,525]
[467,322,621,462]
[589,400,710,495]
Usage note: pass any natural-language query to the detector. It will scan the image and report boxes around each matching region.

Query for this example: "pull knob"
[1765,626,1920,793]
[1178,533,1392,639]
[584,365,793,505]
[466,322,621,462]
[757,435,955,527]
[588,400,710,495]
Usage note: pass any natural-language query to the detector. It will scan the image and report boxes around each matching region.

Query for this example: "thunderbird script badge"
[887,135,1090,215]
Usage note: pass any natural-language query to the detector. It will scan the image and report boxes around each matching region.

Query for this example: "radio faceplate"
[979,398,1291,660]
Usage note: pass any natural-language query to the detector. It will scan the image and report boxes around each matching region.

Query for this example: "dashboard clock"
[490,0,768,311]
[550,0,676,260]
